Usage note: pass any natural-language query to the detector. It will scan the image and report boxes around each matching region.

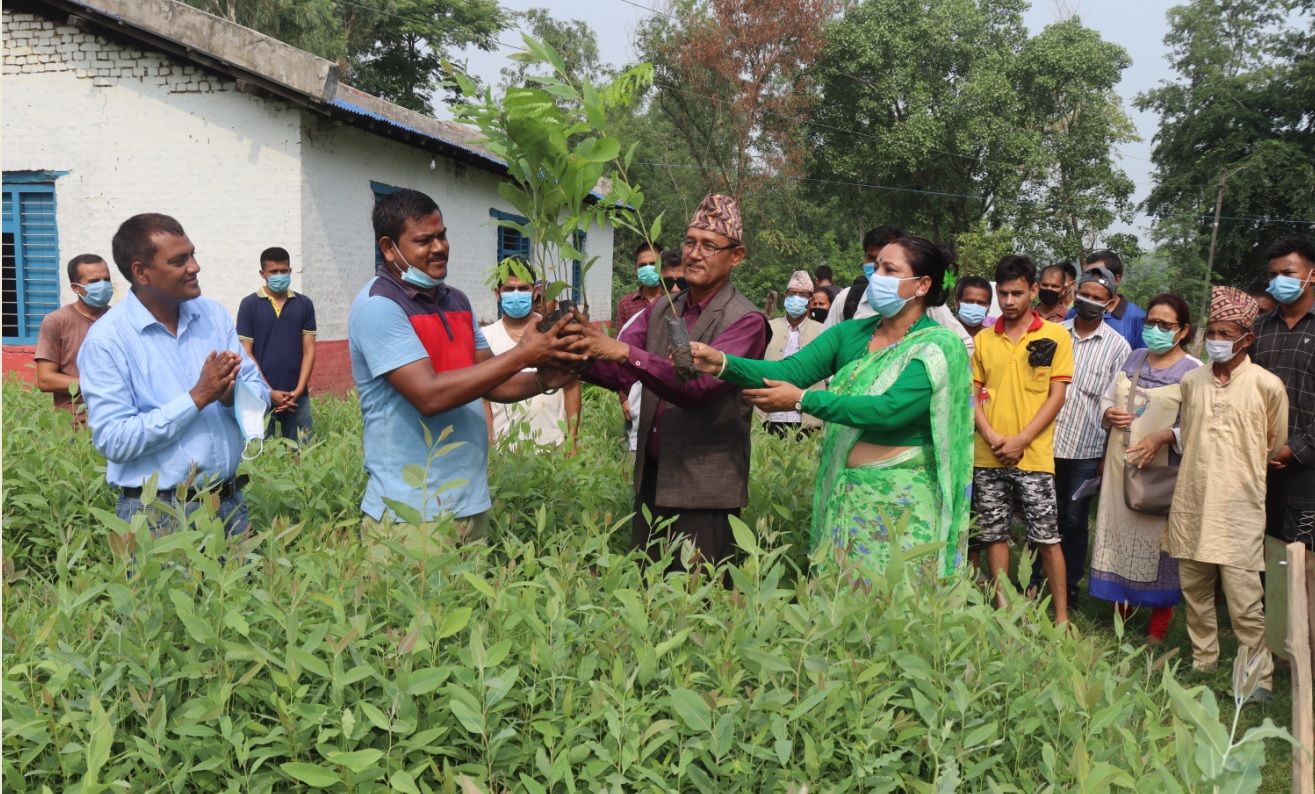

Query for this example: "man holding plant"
[348,189,582,550]
[568,194,769,570]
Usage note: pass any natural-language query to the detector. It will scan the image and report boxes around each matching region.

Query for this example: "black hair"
[660,249,684,271]
[372,189,440,245]
[994,254,1037,287]
[812,286,832,305]
[861,224,905,252]
[1085,249,1123,279]
[259,246,290,268]
[1146,293,1193,350]
[67,253,107,283]
[111,213,187,283]
[496,257,536,288]
[813,265,834,281]
[890,236,956,307]
[955,275,992,301]
[1042,261,1077,282]
[1264,235,1315,266]
[634,241,663,260]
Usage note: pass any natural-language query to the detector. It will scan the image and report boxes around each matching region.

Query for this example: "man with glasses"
[1162,287,1286,702]
[568,194,768,571]
[1036,262,1076,323]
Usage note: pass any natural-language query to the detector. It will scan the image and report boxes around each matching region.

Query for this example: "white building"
[1,0,615,391]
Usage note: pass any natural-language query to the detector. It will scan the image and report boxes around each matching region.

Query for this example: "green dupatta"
[811,321,973,577]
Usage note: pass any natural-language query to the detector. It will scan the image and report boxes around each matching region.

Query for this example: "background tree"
[181,0,511,114]
[808,1,1136,261]
[1136,0,1315,290]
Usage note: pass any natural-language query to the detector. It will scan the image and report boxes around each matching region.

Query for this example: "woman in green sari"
[690,237,973,579]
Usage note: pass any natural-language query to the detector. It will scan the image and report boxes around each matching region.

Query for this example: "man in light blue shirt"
[79,213,269,536]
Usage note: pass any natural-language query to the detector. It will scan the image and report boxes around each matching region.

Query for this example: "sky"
[448,0,1181,245]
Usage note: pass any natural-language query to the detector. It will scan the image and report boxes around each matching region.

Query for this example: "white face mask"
[233,379,267,459]
[1205,338,1240,365]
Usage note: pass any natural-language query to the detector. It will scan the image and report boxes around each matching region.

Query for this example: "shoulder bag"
[1123,351,1178,515]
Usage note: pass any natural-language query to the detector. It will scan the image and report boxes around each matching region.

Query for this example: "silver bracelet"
[716,353,729,379]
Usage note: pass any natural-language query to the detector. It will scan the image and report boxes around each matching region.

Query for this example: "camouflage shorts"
[972,467,1061,546]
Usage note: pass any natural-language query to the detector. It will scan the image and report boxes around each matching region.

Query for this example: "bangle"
[716,353,729,379]
[535,372,559,396]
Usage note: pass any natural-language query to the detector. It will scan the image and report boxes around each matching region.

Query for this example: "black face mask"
[1037,288,1064,306]
[809,307,829,323]
[1074,296,1108,321]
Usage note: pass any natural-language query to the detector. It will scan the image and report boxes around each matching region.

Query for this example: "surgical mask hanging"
[1267,273,1311,305]
[1205,338,1240,364]
[79,281,114,308]
[394,244,442,289]
[865,273,918,319]
[637,265,661,287]
[501,291,533,319]
[783,295,809,318]
[233,379,267,460]
[1074,296,1108,322]
[266,273,292,293]
[957,303,988,327]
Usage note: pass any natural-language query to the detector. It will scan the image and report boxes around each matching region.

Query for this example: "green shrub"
[0,382,1293,792]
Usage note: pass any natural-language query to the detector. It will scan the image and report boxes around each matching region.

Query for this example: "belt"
[120,474,249,501]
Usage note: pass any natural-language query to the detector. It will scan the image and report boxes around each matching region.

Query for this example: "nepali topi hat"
[688,193,743,243]
[1209,286,1259,331]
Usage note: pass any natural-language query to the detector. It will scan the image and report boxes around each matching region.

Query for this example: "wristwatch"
[794,397,804,413]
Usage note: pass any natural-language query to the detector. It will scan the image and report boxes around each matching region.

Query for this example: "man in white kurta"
[1162,287,1287,697]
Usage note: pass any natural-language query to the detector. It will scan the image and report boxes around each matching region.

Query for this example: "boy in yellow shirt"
[971,255,1074,624]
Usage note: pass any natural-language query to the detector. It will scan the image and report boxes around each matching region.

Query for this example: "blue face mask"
[637,265,661,288]
[957,302,988,327]
[866,273,920,318]
[394,244,442,289]
[1267,273,1311,305]
[79,281,114,308]
[783,295,809,318]
[862,262,876,279]
[500,291,533,319]
[266,273,292,293]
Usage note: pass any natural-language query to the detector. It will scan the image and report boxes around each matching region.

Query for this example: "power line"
[632,159,1315,226]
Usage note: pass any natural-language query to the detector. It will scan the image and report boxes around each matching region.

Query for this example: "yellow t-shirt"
[971,312,1074,474]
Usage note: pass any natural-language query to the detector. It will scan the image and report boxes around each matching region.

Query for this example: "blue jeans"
[115,490,250,538]
[266,393,313,446]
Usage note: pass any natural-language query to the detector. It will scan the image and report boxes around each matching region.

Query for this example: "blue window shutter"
[2,178,60,344]
[371,181,402,271]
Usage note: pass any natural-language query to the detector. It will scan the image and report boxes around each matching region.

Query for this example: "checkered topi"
[1210,286,1259,330]
[688,193,743,243]
[787,270,814,293]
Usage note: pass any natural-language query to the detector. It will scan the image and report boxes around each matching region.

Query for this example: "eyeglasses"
[682,239,738,256]
[1144,320,1181,331]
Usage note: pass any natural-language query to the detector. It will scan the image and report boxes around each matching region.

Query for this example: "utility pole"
[1202,164,1248,328]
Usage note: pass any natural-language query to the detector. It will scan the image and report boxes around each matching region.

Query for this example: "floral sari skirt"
[818,445,941,580]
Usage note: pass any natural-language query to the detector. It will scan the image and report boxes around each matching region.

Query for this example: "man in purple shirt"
[569,194,769,570]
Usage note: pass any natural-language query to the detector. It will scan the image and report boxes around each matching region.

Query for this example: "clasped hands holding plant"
[519,312,585,392]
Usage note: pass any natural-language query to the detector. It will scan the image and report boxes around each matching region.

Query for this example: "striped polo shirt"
[1052,319,1131,460]
[348,267,491,521]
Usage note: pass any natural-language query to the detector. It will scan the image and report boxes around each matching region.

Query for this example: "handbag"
[1122,351,1179,516]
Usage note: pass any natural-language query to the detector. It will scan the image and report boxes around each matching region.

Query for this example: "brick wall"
[3,12,232,93]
